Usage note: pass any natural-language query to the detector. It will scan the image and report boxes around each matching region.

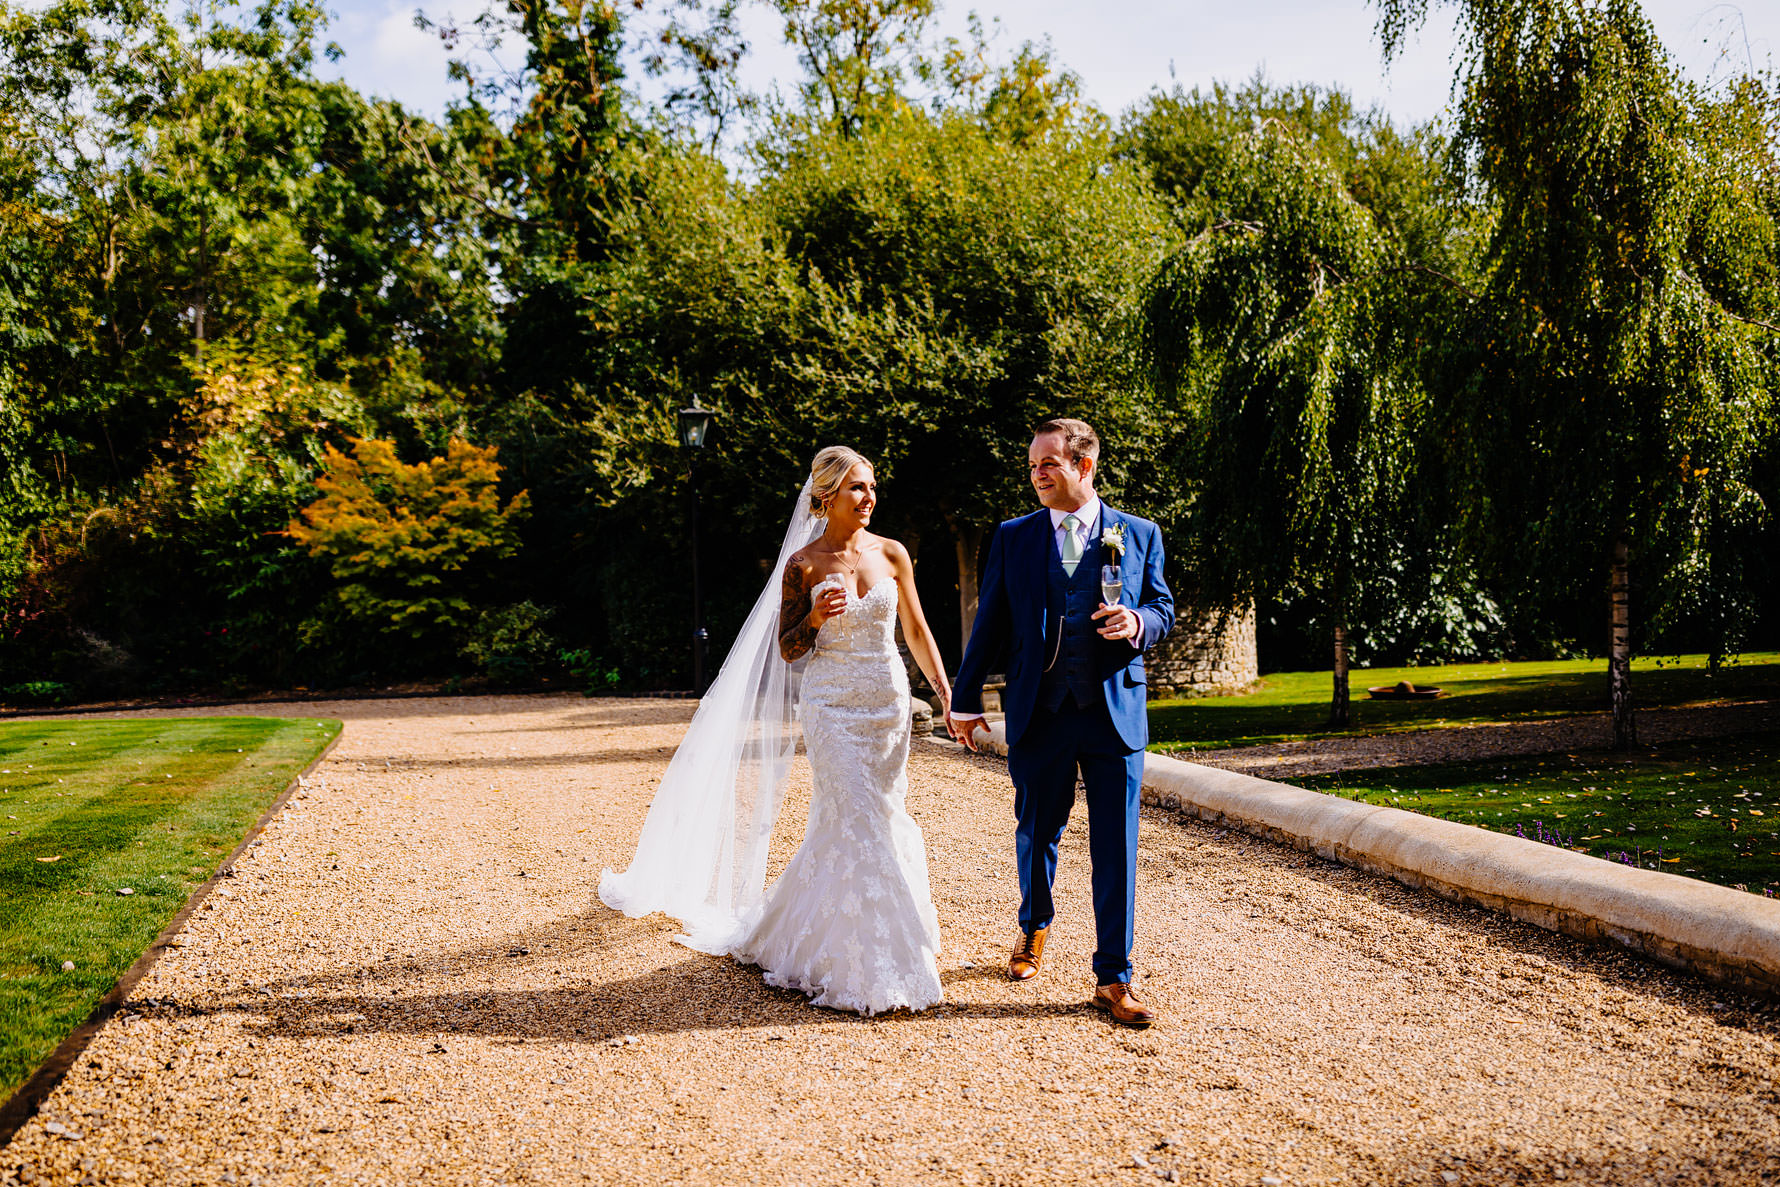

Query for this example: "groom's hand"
[1093,603,1140,641]
[948,713,989,751]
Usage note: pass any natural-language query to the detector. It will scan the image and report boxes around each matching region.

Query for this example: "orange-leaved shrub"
[287,438,530,640]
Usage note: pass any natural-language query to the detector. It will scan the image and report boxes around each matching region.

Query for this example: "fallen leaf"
[35,855,61,863]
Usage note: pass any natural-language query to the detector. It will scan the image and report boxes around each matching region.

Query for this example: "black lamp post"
[677,397,716,695]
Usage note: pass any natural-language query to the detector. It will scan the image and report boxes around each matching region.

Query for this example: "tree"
[766,0,935,139]
[1376,0,1780,747]
[417,0,639,414]
[633,0,752,151]
[0,0,512,688]
[1121,80,1496,686]
[178,349,371,681]
[286,437,530,641]
[1141,122,1428,726]
[0,0,499,486]
[751,111,1177,656]
[560,43,1175,667]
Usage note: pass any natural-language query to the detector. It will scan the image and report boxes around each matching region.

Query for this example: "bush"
[561,648,623,694]
[287,437,531,645]
[185,403,342,686]
[463,601,559,684]
[1,681,74,706]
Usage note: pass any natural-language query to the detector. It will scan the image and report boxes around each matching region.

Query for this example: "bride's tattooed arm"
[779,556,818,662]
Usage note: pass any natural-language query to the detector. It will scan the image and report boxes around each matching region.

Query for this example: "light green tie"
[1060,513,1083,576]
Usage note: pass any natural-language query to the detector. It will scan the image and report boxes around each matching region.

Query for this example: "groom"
[948,418,1174,1028]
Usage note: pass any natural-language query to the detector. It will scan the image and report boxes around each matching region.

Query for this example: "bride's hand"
[808,583,848,628]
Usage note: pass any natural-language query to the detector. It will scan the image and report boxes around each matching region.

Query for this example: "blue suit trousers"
[1006,696,1143,985]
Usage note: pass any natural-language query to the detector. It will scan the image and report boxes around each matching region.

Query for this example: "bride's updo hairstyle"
[808,445,870,517]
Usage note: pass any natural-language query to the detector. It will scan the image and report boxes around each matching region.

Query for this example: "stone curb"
[971,721,1780,998]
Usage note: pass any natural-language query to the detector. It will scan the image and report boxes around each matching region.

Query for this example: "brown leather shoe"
[1008,926,1047,981]
[1093,981,1156,1028]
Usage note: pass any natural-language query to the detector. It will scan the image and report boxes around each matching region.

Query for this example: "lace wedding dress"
[731,575,944,1015]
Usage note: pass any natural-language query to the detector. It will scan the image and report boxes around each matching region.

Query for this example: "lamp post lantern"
[677,398,716,695]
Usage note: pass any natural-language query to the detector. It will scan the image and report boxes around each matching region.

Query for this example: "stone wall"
[1145,603,1257,698]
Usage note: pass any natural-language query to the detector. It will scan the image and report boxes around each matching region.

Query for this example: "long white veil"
[598,478,823,953]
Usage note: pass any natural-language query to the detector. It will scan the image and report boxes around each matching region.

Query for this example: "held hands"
[1092,602,1140,641]
[947,713,990,752]
[934,681,984,751]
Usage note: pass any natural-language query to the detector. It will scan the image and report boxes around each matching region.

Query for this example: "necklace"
[826,536,865,574]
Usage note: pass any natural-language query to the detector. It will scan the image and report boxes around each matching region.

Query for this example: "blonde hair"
[808,445,870,516]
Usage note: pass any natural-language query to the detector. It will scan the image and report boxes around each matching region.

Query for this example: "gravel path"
[1185,700,1780,780]
[4,694,1778,1186]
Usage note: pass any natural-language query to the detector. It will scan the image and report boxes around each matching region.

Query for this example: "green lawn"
[1148,651,1780,752]
[0,716,340,1101]
[1298,730,1780,897]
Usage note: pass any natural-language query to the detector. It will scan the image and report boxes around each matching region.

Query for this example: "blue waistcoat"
[1038,529,1105,712]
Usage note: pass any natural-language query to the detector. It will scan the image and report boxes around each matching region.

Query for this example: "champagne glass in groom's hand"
[1099,563,1123,608]
[1093,563,1137,641]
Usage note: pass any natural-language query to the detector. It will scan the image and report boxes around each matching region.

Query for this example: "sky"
[312,0,1777,131]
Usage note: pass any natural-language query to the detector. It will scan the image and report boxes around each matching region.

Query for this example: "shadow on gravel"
[1375,1138,1780,1186]
[176,903,1091,1044]
[197,956,1089,1045]
[473,705,699,730]
[939,965,1014,988]
[477,709,700,733]
[361,747,681,770]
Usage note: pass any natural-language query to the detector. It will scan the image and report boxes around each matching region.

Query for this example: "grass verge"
[1147,652,1780,752]
[1297,729,1780,896]
[0,716,340,1102]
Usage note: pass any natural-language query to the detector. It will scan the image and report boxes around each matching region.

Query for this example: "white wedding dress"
[731,575,944,1015]
[599,478,941,1017]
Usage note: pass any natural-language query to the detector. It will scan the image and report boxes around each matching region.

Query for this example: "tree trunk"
[946,514,985,659]
[1329,619,1351,729]
[193,208,208,367]
[1609,537,1636,749]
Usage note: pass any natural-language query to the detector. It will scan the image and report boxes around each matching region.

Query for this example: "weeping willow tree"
[1142,123,1429,728]
[1376,0,1779,749]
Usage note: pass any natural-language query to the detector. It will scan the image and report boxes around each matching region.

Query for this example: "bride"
[601,446,953,1015]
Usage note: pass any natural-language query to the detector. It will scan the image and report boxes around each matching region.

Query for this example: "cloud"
[318,0,478,118]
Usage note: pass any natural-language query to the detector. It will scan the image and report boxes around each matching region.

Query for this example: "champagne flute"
[813,574,847,620]
[1099,563,1124,608]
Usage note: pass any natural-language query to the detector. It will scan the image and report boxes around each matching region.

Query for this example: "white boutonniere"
[1101,524,1127,559]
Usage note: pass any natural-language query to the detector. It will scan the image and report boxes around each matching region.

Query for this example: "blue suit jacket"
[953,505,1174,751]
